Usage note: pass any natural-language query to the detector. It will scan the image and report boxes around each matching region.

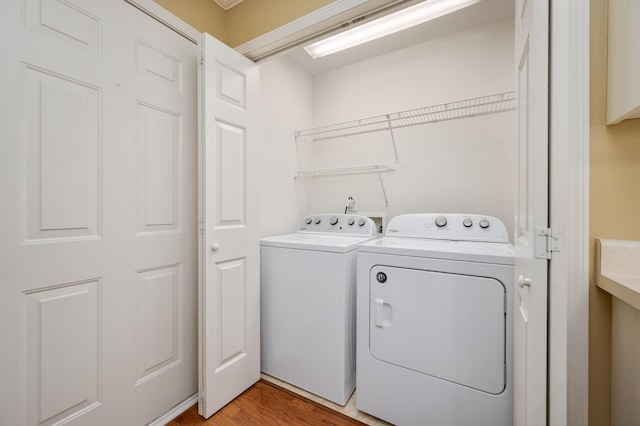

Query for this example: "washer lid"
[261,233,377,253]
[358,236,514,265]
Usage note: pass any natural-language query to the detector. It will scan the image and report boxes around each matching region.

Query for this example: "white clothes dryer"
[356,214,514,426]
[260,214,377,405]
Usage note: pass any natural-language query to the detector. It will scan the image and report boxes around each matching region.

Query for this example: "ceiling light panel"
[304,0,481,59]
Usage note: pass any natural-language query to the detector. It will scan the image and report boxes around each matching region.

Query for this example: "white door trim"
[548,0,589,424]
[124,0,200,44]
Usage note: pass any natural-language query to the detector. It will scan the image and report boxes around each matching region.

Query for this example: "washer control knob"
[357,218,366,227]
[305,217,313,225]
[463,218,473,228]
[347,218,355,226]
[314,217,321,225]
[435,216,447,228]
[330,216,339,225]
[479,219,490,229]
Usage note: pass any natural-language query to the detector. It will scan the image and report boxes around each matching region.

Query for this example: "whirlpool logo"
[376,272,387,283]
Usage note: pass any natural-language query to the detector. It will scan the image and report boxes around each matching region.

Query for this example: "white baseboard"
[147,393,199,426]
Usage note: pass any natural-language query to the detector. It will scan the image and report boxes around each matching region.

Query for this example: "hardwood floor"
[167,380,366,426]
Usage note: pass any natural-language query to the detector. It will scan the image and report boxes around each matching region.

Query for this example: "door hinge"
[199,49,204,65]
[535,227,559,259]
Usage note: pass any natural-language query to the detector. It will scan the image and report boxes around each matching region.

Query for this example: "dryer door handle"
[375,298,384,327]
[374,298,392,328]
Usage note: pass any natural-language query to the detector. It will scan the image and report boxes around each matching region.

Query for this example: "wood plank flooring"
[167,380,366,426]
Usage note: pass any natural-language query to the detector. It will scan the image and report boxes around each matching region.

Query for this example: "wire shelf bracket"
[386,114,399,162]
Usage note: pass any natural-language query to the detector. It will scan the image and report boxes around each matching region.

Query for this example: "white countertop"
[596,239,640,311]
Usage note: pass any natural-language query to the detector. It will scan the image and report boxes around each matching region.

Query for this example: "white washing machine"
[260,214,377,405]
[356,213,513,426]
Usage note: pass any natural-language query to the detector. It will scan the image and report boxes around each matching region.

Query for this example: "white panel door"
[199,33,260,418]
[0,1,197,425]
[513,0,549,424]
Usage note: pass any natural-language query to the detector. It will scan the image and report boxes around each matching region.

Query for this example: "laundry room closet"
[258,9,516,239]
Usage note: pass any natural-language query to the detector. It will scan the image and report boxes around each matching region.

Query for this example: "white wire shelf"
[294,91,516,141]
[294,164,395,178]
[295,164,395,206]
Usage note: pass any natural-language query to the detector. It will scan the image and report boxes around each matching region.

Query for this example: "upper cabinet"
[607,0,640,124]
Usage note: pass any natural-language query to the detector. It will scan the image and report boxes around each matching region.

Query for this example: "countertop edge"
[596,238,640,311]
[597,273,640,311]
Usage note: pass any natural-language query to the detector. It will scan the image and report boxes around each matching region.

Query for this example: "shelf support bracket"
[386,115,399,162]
[376,167,390,207]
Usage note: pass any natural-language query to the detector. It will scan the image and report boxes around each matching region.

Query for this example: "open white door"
[513,0,549,425]
[198,33,260,418]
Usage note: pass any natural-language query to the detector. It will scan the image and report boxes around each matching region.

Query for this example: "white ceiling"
[277,0,514,75]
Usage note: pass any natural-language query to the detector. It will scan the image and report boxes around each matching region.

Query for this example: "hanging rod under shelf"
[294,164,395,178]
[295,91,516,141]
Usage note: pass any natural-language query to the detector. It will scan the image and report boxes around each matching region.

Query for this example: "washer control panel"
[298,214,377,237]
[385,213,509,243]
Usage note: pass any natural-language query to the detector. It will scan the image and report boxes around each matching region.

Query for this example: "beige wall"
[226,0,333,47]
[590,0,640,425]
[154,0,332,47]
[154,0,227,42]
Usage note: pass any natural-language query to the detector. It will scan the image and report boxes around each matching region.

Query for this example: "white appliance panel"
[260,214,376,405]
[369,265,506,394]
[260,245,356,404]
[356,214,513,426]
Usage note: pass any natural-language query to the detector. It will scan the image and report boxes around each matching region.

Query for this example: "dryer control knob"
[357,218,366,227]
[463,218,473,228]
[330,216,339,225]
[479,219,490,229]
[314,217,322,224]
[347,218,355,226]
[305,217,313,225]
[435,216,447,228]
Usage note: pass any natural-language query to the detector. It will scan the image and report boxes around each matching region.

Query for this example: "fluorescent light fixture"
[303,0,481,59]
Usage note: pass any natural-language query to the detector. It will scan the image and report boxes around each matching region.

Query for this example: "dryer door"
[369,266,506,394]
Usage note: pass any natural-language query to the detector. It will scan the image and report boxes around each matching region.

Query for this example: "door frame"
[548,0,589,424]
[126,0,591,424]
